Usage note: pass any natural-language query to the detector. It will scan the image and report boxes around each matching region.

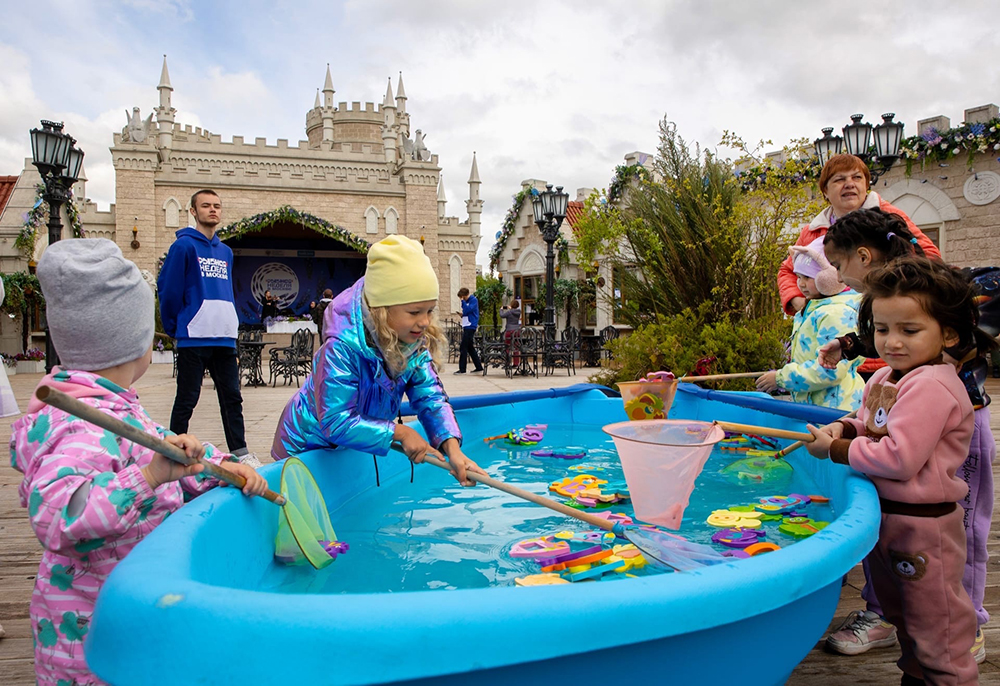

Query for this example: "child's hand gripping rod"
[774,408,859,458]
[35,385,286,506]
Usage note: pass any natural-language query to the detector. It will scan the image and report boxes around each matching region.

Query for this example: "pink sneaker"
[825,610,897,655]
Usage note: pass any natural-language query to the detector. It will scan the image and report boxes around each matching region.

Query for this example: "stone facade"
[0,60,482,353]
[873,103,1000,268]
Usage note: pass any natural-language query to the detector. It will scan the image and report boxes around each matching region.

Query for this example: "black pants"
[171,346,246,452]
[458,328,482,372]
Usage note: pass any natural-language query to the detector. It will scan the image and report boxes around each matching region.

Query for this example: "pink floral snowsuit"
[10,369,235,685]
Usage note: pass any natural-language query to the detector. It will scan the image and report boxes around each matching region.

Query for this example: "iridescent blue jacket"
[270,278,461,460]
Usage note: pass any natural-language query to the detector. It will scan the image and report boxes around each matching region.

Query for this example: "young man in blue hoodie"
[455,286,483,374]
[157,189,259,467]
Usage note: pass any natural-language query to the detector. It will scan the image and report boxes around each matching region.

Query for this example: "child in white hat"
[271,235,483,485]
[756,236,864,410]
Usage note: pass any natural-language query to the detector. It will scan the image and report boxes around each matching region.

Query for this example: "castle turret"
[155,55,176,152]
[381,78,397,165]
[322,64,335,143]
[466,152,483,250]
[437,173,447,218]
[396,72,407,113]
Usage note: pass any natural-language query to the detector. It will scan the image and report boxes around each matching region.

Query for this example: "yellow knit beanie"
[363,235,440,307]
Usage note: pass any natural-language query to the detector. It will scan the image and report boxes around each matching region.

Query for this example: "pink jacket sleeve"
[846,375,962,481]
[152,424,236,498]
[17,415,158,557]
[778,226,814,314]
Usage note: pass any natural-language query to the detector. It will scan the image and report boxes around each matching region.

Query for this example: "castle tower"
[322,64,335,143]
[437,173,447,219]
[466,152,482,250]
[395,72,410,136]
[382,78,397,165]
[155,55,176,152]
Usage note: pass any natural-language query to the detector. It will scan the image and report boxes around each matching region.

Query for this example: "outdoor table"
[238,340,275,387]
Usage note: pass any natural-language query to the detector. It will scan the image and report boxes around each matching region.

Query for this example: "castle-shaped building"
[1,59,483,331]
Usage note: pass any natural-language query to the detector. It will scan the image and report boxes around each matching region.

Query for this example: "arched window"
[163,197,182,228]
[384,206,399,234]
[364,206,379,234]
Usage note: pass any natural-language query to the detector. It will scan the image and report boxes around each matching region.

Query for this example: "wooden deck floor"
[0,364,997,684]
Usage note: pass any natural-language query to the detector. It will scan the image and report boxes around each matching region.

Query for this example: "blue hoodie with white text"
[157,227,239,348]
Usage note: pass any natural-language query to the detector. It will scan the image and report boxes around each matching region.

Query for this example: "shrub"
[590,304,791,391]
[14,348,45,361]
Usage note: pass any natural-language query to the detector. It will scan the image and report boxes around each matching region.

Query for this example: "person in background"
[312,288,335,343]
[157,189,259,468]
[756,236,863,410]
[499,298,522,370]
[778,153,940,316]
[455,287,483,374]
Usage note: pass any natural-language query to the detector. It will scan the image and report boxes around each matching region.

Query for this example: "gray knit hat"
[37,239,155,371]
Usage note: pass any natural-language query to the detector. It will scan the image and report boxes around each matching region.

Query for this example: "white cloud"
[2,0,998,266]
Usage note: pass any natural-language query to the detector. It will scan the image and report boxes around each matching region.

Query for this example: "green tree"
[0,272,45,352]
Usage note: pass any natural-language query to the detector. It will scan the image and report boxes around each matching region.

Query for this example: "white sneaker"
[825,610,897,655]
[972,628,986,665]
[235,452,263,469]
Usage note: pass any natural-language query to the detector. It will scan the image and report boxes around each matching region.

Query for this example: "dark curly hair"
[858,256,999,358]
[824,207,926,262]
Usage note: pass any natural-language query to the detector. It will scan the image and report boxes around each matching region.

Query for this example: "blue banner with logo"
[231,256,365,324]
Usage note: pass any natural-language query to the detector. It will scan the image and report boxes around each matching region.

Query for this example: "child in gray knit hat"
[11,239,266,686]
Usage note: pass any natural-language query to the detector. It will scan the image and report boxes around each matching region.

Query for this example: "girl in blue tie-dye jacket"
[757,236,864,411]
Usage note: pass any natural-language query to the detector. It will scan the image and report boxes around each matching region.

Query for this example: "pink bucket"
[603,419,724,529]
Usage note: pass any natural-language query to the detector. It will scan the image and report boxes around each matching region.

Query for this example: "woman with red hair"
[778,154,940,316]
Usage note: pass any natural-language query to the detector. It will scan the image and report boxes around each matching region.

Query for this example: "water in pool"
[259,422,835,594]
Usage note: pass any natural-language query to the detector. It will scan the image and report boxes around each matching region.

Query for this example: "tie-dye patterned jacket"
[270,277,461,461]
[10,369,234,686]
[775,291,865,411]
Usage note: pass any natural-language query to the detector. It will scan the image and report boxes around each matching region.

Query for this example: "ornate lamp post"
[29,120,85,371]
[814,113,904,183]
[530,184,569,342]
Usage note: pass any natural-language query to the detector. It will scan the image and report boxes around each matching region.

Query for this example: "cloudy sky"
[1,0,997,267]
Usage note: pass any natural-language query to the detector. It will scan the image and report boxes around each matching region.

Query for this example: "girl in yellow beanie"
[271,236,483,486]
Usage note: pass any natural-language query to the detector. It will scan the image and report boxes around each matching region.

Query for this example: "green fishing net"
[275,457,342,570]
[719,453,794,486]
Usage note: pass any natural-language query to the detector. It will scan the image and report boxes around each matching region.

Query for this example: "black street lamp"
[29,120,85,372]
[530,183,569,343]
[814,113,904,183]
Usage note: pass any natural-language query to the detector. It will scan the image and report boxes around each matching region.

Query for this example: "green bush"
[590,304,791,391]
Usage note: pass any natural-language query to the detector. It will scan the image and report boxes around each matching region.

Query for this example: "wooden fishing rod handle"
[35,385,285,506]
[679,371,766,382]
[390,442,615,532]
[775,408,860,458]
[714,420,814,442]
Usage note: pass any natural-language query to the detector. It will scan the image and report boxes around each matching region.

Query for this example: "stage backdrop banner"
[232,256,364,325]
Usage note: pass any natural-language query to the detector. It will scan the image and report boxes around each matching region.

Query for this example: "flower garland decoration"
[488,187,575,273]
[156,205,370,274]
[900,116,1000,174]
[607,163,652,204]
[488,187,535,273]
[15,183,85,258]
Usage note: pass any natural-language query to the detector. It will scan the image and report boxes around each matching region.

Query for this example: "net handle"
[713,420,814,442]
[35,385,286,506]
[390,441,615,532]
[775,408,859,458]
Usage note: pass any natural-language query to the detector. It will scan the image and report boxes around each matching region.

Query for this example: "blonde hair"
[367,305,446,376]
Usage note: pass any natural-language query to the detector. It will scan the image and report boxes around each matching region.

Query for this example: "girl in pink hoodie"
[10,239,267,686]
[806,257,995,686]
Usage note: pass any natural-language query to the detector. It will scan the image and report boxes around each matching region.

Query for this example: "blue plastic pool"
[86,384,879,685]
